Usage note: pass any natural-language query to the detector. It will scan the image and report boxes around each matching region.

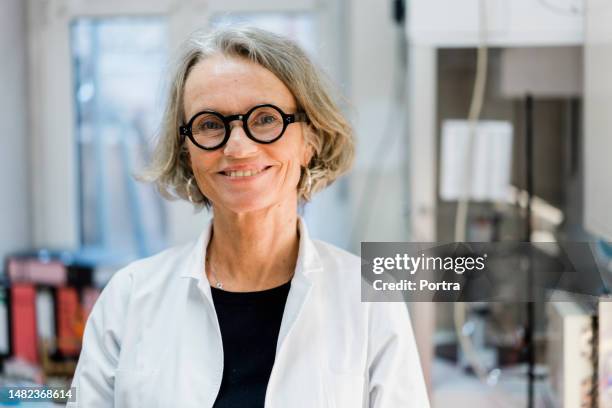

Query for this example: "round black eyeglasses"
[179,104,308,151]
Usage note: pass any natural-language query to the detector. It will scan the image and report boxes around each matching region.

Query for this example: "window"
[71,17,168,263]
[30,0,346,254]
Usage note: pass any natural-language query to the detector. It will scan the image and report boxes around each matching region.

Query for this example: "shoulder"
[124,240,195,279]
[87,239,199,337]
[311,239,364,294]
[309,239,365,310]
[100,238,197,301]
[310,238,413,327]
[123,238,195,279]
[312,239,362,273]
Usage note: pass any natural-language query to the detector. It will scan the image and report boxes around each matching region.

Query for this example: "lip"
[217,165,273,181]
[218,164,271,174]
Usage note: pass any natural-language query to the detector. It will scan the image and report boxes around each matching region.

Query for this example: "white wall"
[346,0,410,251]
[0,0,31,260]
[408,0,583,47]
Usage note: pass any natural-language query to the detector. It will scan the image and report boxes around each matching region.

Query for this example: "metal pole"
[525,94,535,408]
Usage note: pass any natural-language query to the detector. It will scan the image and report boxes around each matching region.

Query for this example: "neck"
[207,201,301,292]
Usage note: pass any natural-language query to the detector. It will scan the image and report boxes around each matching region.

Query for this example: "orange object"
[56,287,81,357]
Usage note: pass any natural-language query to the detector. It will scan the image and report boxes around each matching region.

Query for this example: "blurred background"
[1,0,612,406]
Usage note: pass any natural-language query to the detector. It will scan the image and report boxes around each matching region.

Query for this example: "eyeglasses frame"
[179,103,308,151]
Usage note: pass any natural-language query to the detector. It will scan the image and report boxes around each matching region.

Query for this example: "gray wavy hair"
[141,26,355,208]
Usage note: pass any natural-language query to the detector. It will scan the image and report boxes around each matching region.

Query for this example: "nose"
[223,120,258,157]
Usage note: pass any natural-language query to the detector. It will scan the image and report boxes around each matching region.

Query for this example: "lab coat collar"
[179,216,324,285]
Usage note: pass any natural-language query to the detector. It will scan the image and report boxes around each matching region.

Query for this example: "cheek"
[187,151,220,193]
[188,147,214,171]
[277,148,304,182]
[279,130,310,169]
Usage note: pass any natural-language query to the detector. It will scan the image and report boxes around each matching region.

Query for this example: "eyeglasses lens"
[247,106,284,142]
[192,113,225,149]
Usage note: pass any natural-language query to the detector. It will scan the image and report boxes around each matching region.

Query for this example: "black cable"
[392,0,406,25]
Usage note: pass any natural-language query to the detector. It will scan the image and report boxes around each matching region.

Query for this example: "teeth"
[227,169,262,178]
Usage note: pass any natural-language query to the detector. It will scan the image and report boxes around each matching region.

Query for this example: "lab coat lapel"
[180,220,215,303]
[177,222,223,407]
[275,217,323,354]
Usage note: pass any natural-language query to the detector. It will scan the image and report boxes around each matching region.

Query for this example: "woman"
[68,26,429,407]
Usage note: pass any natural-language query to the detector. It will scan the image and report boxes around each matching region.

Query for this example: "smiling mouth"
[219,166,272,178]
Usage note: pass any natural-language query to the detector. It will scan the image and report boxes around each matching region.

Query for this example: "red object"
[56,287,81,356]
[10,284,39,364]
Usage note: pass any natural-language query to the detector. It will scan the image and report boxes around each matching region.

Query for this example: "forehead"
[182,54,297,119]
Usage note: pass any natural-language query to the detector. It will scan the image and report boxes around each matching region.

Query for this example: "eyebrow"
[187,103,298,118]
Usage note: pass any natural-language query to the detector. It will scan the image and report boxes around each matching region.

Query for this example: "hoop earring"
[186,176,195,204]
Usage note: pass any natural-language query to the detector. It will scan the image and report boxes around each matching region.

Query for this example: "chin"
[211,192,297,215]
[211,195,274,214]
[222,202,270,214]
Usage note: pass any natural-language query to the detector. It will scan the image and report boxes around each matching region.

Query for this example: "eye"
[197,120,224,131]
[254,114,279,126]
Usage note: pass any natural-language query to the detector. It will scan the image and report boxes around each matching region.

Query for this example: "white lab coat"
[68,218,430,408]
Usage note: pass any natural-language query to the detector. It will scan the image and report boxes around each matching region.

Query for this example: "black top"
[211,280,291,408]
